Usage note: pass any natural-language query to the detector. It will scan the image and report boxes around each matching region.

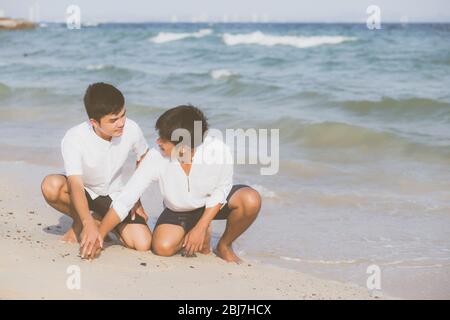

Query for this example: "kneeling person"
[41,83,152,257]
[91,105,261,262]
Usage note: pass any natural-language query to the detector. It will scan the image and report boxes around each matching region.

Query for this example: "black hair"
[155,105,209,148]
[83,82,124,122]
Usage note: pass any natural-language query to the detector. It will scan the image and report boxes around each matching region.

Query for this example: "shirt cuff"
[64,169,83,176]
[205,190,227,208]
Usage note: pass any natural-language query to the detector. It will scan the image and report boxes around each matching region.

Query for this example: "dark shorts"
[59,174,145,226]
[154,184,250,232]
[84,190,147,227]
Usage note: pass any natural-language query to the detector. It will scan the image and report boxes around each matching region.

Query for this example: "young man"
[41,83,152,258]
[86,105,261,263]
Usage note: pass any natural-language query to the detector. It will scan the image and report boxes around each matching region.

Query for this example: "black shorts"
[84,190,147,227]
[154,184,250,232]
[59,174,145,227]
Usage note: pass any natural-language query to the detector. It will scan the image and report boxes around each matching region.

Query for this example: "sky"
[0,0,449,23]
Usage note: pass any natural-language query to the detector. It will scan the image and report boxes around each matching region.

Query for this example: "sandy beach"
[0,160,379,300]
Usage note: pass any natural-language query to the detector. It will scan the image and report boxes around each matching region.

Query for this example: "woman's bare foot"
[215,241,242,263]
[60,227,79,243]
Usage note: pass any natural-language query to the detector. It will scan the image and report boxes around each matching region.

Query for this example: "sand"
[0,160,380,300]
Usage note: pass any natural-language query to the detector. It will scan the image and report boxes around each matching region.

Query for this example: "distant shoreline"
[0,17,36,30]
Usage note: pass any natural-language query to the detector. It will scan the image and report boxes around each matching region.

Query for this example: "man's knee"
[240,187,262,217]
[41,175,64,203]
[120,225,152,251]
[152,240,178,257]
[133,233,152,252]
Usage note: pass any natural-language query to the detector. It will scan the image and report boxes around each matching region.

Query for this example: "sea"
[1,22,450,298]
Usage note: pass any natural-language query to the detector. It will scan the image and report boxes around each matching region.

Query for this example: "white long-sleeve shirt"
[112,135,234,221]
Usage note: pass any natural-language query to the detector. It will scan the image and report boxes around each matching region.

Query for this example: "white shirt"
[61,118,148,200]
[112,135,234,221]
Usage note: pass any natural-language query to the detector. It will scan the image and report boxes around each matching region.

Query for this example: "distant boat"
[0,17,36,30]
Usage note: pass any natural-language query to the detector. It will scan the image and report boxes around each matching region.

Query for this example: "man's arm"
[85,207,120,260]
[67,175,102,258]
[98,207,122,239]
[67,176,91,224]
[130,149,149,221]
[183,143,234,255]
[136,148,148,167]
[86,148,164,258]
[183,204,221,255]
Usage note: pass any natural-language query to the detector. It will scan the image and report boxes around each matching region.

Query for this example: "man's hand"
[131,199,148,221]
[89,238,103,260]
[182,225,208,256]
[80,219,103,259]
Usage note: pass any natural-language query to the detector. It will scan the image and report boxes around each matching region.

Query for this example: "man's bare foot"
[215,242,242,263]
[200,247,212,254]
[200,226,212,255]
[60,227,79,244]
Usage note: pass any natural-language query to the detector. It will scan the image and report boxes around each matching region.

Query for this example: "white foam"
[210,69,237,80]
[150,29,213,44]
[280,256,302,262]
[223,31,356,48]
[85,64,109,70]
[250,184,277,198]
[280,256,360,265]
[82,22,99,27]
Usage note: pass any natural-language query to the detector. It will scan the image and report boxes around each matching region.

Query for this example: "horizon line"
[34,20,450,24]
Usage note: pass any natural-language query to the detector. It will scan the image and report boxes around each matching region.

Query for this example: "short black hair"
[83,82,124,122]
[155,105,209,148]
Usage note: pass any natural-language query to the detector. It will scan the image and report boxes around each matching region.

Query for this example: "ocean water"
[1,23,450,298]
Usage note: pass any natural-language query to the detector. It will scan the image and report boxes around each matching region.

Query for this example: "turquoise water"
[1,23,450,298]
